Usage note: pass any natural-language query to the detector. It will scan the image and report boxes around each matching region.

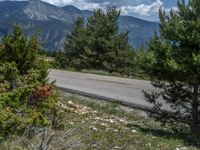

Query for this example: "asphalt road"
[49,69,157,110]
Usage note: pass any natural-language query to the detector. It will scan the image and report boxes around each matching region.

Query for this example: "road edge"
[57,86,155,113]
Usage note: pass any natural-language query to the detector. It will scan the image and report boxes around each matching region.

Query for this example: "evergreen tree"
[108,31,134,73]
[0,25,59,138]
[86,7,122,69]
[55,51,69,69]
[143,0,200,139]
[87,7,134,71]
[62,7,134,73]
[0,24,40,75]
[64,17,90,69]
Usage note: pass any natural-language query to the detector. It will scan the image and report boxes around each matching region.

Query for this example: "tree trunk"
[190,85,200,139]
[190,104,200,138]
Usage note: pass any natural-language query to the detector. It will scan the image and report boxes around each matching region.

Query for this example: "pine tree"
[108,31,134,73]
[0,25,58,138]
[86,7,119,69]
[64,17,90,69]
[86,7,133,71]
[143,0,200,139]
[62,7,134,73]
[0,24,40,75]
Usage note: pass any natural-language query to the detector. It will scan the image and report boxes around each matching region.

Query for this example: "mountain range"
[0,0,159,51]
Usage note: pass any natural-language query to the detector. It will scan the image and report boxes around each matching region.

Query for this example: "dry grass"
[1,91,199,150]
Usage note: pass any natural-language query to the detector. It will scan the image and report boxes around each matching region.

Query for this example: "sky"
[1,0,179,21]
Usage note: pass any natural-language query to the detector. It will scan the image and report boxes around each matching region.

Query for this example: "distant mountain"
[0,0,159,51]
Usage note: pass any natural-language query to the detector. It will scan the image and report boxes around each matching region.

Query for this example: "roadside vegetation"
[141,0,200,141]
[0,0,199,149]
[1,92,199,149]
[54,0,200,144]
[0,25,65,142]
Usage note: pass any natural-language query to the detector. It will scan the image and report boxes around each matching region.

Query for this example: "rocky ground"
[1,91,199,150]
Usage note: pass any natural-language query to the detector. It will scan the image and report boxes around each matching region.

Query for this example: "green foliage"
[0,61,54,138]
[0,25,59,139]
[142,0,200,141]
[0,24,40,75]
[64,17,91,69]
[57,7,136,75]
[54,52,69,69]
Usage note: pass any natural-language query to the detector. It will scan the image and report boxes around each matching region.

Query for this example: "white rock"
[101,123,109,126]
[89,126,98,131]
[146,143,151,146]
[113,146,121,149]
[68,101,73,105]
[131,129,137,133]
[176,147,187,150]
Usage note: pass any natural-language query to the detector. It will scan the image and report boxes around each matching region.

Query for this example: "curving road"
[49,69,156,110]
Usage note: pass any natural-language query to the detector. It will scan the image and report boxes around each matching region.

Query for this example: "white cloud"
[120,0,163,17]
[42,0,172,21]
[165,6,178,13]
[2,0,176,21]
[77,1,101,10]
[81,1,110,10]
[42,0,105,10]
[44,0,75,6]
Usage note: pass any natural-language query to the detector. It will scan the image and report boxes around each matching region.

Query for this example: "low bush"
[0,25,61,140]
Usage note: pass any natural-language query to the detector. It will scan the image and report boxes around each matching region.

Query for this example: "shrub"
[0,25,59,140]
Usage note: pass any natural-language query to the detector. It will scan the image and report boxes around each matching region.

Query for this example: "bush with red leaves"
[31,85,53,103]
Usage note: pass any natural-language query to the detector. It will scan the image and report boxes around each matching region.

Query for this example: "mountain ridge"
[0,0,159,51]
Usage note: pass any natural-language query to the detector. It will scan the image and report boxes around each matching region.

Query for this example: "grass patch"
[1,91,199,150]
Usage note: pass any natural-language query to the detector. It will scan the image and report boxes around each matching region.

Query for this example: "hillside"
[0,0,159,50]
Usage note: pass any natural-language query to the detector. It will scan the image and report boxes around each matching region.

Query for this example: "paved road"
[49,69,156,110]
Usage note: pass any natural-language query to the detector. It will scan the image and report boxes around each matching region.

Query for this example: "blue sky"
[0,0,179,21]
